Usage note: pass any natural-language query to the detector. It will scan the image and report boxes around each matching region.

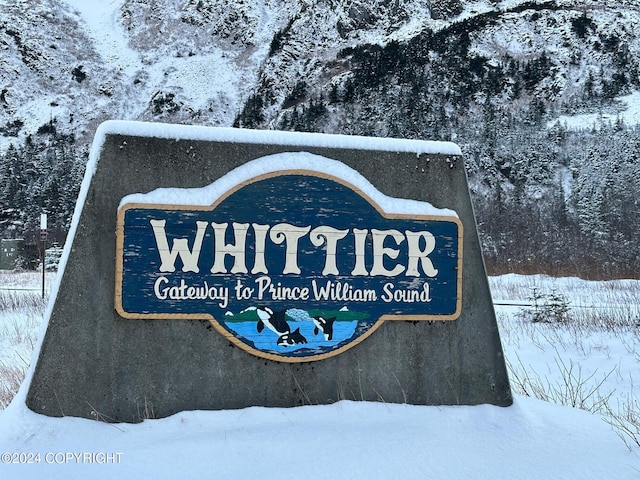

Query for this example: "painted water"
[222,307,360,357]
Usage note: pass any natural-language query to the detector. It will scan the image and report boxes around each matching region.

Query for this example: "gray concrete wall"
[26,123,512,422]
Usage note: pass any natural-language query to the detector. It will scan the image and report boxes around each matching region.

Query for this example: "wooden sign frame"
[115,163,463,362]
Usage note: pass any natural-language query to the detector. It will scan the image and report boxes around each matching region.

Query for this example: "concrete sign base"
[26,121,512,422]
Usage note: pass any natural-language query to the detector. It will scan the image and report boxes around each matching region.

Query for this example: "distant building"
[0,238,25,270]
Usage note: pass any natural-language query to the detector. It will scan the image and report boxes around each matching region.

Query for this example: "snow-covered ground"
[0,270,639,478]
[549,91,640,131]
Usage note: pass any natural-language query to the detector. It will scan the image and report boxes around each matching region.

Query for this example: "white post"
[40,213,47,299]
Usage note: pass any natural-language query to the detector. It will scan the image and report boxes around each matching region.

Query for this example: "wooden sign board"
[115,157,462,362]
[26,122,512,422]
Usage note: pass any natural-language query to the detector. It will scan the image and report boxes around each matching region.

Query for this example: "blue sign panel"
[116,168,462,362]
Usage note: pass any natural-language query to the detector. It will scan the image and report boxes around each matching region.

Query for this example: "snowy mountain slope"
[468,3,640,106]
[1,0,417,147]
[0,0,280,147]
[0,0,118,146]
[115,0,297,126]
[3,0,640,146]
[229,0,640,134]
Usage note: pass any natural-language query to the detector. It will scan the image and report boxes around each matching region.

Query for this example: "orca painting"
[256,306,308,347]
[312,315,336,341]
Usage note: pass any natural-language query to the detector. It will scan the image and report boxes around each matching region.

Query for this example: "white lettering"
[153,276,229,308]
[154,275,168,299]
[311,279,377,302]
[405,230,439,277]
[210,222,249,274]
[254,275,309,301]
[370,229,405,277]
[150,219,207,273]
[309,226,349,275]
[381,282,432,303]
[251,223,270,274]
[351,228,369,276]
[270,223,311,274]
[148,220,445,278]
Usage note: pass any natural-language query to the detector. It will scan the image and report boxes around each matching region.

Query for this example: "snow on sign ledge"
[93,120,462,162]
[115,153,463,363]
[119,152,458,218]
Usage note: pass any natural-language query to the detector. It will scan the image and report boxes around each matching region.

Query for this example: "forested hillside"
[236,1,640,278]
[0,124,86,246]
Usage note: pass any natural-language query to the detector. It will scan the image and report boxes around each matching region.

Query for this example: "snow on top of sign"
[119,152,458,218]
[93,120,462,156]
